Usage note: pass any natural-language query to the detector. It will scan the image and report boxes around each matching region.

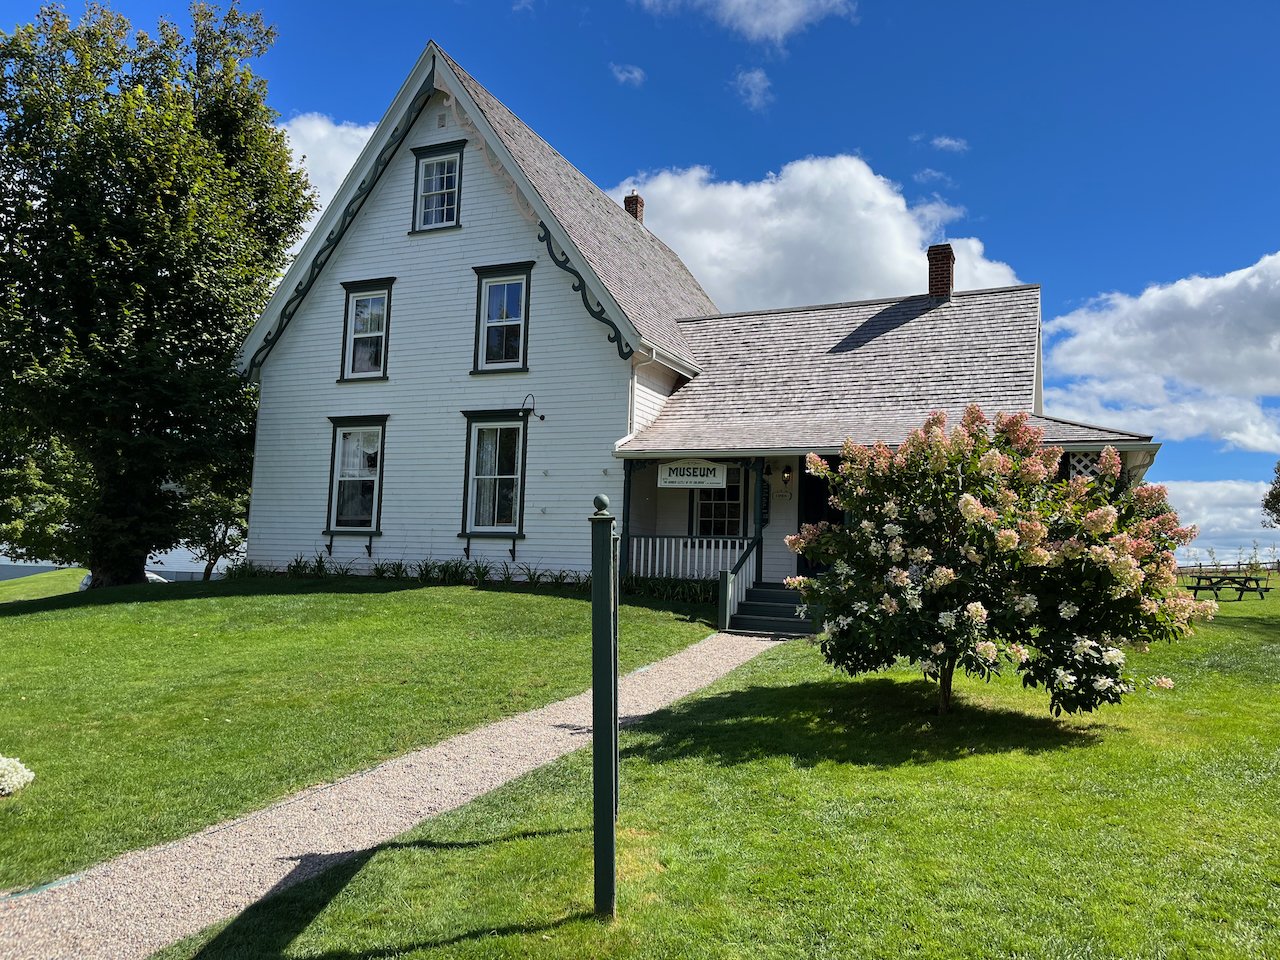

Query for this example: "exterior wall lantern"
[781,463,793,486]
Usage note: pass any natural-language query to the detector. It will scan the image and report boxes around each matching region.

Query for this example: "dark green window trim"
[685,460,749,538]
[338,278,396,382]
[472,261,535,374]
[410,139,466,232]
[325,415,390,536]
[459,409,532,539]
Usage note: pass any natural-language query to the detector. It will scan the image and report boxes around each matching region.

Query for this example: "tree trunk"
[88,554,148,588]
[203,558,216,581]
[938,660,956,715]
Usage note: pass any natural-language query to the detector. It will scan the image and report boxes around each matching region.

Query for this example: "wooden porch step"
[730,581,815,636]
[728,613,815,636]
[745,584,802,605]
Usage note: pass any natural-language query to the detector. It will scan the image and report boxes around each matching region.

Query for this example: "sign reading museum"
[657,459,727,489]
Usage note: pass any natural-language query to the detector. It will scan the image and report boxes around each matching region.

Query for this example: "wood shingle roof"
[618,285,1152,456]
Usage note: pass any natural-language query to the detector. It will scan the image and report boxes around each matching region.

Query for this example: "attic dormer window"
[411,140,466,232]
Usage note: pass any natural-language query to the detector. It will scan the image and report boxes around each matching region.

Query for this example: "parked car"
[78,572,169,591]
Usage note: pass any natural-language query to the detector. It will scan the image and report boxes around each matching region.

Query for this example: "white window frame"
[415,151,461,230]
[342,288,390,379]
[477,274,527,370]
[465,419,525,534]
[328,421,386,533]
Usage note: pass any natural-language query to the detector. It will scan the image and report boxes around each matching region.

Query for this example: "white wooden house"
[240,43,1157,632]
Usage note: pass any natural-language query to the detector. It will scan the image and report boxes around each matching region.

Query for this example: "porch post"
[620,459,633,578]
[754,457,765,584]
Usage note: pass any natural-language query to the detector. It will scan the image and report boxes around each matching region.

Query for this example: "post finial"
[593,494,610,515]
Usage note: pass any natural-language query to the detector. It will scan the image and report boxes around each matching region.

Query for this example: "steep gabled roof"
[617,285,1153,456]
[239,43,714,377]
[437,49,715,366]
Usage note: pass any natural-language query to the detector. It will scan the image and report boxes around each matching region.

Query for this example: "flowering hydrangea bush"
[785,406,1216,715]
[0,755,35,796]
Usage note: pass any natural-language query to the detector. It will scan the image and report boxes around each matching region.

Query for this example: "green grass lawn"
[0,577,713,891]
[160,592,1280,960]
[0,568,86,604]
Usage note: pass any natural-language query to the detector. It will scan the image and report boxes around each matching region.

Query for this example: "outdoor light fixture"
[764,462,773,478]
[521,393,546,421]
[782,464,793,486]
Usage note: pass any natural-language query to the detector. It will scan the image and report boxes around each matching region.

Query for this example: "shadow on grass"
[623,676,1102,769]
[0,575,714,627]
[191,829,590,960]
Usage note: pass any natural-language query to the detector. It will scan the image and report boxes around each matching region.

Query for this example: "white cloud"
[612,155,1017,312]
[1159,480,1278,561]
[512,0,535,9]
[1045,250,1280,453]
[913,168,954,186]
[930,135,969,153]
[609,62,647,87]
[637,0,854,43]
[732,68,773,110]
[281,112,377,244]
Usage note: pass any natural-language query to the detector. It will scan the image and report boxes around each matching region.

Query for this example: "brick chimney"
[927,242,955,300]
[623,189,644,224]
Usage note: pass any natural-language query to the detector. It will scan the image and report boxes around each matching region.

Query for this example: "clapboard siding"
[631,360,678,432]
[248,102,629,572]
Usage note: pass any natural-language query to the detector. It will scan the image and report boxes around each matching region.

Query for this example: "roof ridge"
[675,283,1042,324]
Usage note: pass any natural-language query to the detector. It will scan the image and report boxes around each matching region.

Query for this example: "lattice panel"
[1068,452,1101,479]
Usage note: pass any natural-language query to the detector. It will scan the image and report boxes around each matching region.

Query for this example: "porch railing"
[718,537,762,630]
[628,536,751,580]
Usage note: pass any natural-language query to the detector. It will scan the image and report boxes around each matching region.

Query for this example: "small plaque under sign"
[657,459,727,489]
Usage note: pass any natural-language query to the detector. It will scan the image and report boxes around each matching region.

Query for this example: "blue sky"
[9,0,1280,559]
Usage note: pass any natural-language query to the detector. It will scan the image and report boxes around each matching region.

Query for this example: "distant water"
[0,563,59,582]
[1,546,224,583]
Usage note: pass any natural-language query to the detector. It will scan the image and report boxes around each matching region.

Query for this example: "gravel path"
[0,631,781,960]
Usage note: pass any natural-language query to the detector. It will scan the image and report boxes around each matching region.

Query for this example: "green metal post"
[589,494,618,920]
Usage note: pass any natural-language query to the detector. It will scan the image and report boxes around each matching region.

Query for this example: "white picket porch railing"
[628,536,751,580]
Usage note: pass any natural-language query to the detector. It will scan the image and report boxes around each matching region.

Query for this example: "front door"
[796,465,842,576]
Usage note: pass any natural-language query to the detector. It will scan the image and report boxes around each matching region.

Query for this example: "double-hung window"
[694,466,744,537]
[472,262,534,372]
[340,279,394,379]
[411,140,466,232]
[327,416,388,533]
[461,412,529,535]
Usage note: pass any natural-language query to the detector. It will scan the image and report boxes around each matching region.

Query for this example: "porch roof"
[616,285,1153,458]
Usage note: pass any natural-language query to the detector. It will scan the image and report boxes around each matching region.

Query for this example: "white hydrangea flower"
[1101,648,1125,666]
[1093,677,1115,691]
[0,756,35,797]
[938,610,958,629]
[1059,602,1079,620]
[974,640,998,661]
[1013,594,1038,616]
[930,642,946,655]
[884,523,904,538]
[1072,637,1098,656]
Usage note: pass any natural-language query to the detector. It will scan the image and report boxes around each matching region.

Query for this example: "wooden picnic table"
[1189,572,1272,601]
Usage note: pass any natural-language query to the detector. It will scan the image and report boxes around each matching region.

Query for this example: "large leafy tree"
[1264,460,1280,528]
[0,3,313,586]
